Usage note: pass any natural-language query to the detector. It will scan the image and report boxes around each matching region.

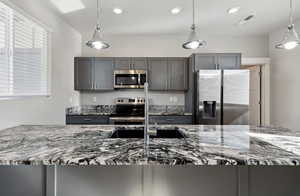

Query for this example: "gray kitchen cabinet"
[114,57,131,70]
[148,57,188,91]
[74,57,93,90]
[194,54,218,70]
[66,115,109,125]
[0,166,46,196]
[94,57,114,90]
[146,167,238,196]
[131,57,148,70]
[149,115,193,125]
[193,53,241,70]
[74,57,114,91]
[248,167,300,196]
[217,53,241,69]
[148,58,168,90]
[168,58,188,91]
[114,57,148,70]
[55,167,142,196]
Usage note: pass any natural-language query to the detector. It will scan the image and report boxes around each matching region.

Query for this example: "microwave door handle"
[138,74,141,87]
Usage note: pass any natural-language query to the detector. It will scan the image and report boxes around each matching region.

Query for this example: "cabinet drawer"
[66,115,109,125]
[149,115,193,125]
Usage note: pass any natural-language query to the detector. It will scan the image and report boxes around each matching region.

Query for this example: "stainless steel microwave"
[114,70,147,89]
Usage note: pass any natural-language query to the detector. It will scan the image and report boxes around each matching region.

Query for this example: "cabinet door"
[114,57,131,70]
[149,115,193,125]
[148,167,237,196]
[57,167,142,196]
[217,53,241,69]
[94,57,114,90]
[148,58,168,90]
[66,115,109,125]
[168,58,188,91]
[74,57,93,90]
[131,57,148,70]
[194,54,218,70]
[0,166,45,196]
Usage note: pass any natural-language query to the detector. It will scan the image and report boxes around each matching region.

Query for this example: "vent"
[237,14,255,25]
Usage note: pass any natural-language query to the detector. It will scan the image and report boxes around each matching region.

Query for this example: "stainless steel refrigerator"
[195,70,250,125]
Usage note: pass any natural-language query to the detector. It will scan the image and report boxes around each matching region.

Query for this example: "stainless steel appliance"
[109,97,145,125]
[195,70,250,125]
[114,70,147,89]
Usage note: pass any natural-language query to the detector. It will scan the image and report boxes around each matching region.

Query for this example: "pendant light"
[275,0,300,50]
[182,0,206,49]
[86,0,110,50]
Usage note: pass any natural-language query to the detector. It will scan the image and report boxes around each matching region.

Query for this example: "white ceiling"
[46,0,300,36]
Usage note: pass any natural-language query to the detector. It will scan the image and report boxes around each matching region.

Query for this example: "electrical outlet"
[93,97,97,103]
[173,96,178,103]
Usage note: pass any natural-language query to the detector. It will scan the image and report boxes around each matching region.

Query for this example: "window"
[0,1,50,98]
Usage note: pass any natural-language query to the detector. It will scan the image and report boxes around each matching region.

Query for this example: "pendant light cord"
[192,0,195,25]
[289,0,293,25]
[191,0,195,30]
[97,0,100,28]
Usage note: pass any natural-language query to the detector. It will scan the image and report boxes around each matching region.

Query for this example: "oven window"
[115,74,139,85]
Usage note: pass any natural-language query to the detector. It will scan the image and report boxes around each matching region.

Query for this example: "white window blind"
[0,1,49,98]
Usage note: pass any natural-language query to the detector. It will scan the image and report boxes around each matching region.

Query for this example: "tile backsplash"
[79,90,185,105]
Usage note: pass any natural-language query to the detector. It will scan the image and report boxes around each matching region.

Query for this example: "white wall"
[269,20,300,132]
[80,33,268,105]
[81,33,269,57]
[80,91,184,106]
[0,0,82,130]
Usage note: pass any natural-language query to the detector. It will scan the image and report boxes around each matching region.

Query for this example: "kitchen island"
[0,125,299,165]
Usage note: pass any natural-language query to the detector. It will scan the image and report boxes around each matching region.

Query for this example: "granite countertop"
[66,105,191,116]
[0,125,299,166]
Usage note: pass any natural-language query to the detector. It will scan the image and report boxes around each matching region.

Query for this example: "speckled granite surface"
[0,125,299,166]
[66,105,191,116]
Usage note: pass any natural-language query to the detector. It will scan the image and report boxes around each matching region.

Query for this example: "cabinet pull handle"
[84,118,92,121]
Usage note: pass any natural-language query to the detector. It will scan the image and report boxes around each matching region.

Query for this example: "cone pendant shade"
[182,0,206,50]
[183,24,206,49]
[86,26,110,50]
[275,24,300,50]
[86,0,110,50]
[275,0,299,50]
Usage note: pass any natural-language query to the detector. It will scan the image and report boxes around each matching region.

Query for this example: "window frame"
[0,0,52,100]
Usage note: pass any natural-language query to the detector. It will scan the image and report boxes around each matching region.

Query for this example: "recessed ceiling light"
[171,7,182,15]
[113,8,123,14]
[227,7,240,14]
[50,0,85,14]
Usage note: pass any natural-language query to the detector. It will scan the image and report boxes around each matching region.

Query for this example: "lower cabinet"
[1,166,300,196]
[66,115,109,125]
[149,115,193,125]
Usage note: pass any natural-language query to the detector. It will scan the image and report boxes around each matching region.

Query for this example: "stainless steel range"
[109,97,145,125]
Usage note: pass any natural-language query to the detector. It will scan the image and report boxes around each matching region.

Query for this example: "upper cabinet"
[168,58,188,91]
[148,58,169,90]
[217,53,241,70]
[114,57,148,70]
[148,57,188,91]
[76,54,239,92]
[74,57,114,91]
[193,53,241,70]
[94,57,114,90]
[74,57,93,90]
